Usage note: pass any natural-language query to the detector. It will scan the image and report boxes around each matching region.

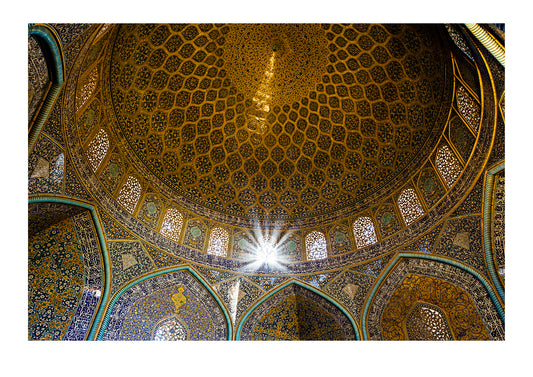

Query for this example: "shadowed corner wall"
[237,281,359,340]
[28,198,107,340]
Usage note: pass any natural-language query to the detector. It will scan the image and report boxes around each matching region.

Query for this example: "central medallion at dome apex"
[223,24,329,112]
[107,24,451,223]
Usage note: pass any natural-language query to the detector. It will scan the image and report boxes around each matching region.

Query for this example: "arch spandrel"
[59,22,499,276]
[25,19,508,348]
[97,267,231,340]
[237,281,359,340]
[363,254,504,340]
[382,274,490,340]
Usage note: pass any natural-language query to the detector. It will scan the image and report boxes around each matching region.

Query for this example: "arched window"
[406,303,453,340]
[457,86,481,132]
[305,231,327,261]
[352,216,378,249]
[435,144,462,188]
[207,227,230,257]
[398,188,424,226]
[160,208,184,242]
[86,128,109,172]
[117,176,142,214]
[76,65,98,112]
[152,316,187,341]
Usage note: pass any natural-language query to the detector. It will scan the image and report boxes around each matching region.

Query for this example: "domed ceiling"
[102,23,452,227]
[28,22,506,343]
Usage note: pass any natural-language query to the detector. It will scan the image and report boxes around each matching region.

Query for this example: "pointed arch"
[362,253,505,340]
[28,24,65,151]
[236,280,360,340]
[152,315,188,341]
[96,266,232,340]
[28,196,110,340]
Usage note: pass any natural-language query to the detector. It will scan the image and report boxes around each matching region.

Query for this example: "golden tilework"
[27,23,505,342]
[105,24,450,221]
[251,293,346,340]
[492,172,505,279]
[448,112,476,164]
[381,274,490,340]
[417,163,446,209]
[328,224,353,255]
[103,270,228,340]
[28,218,84,340]
[137,192,164,229]
[119,285,216,340]
[223,24,329,109]
[239,283,357,340]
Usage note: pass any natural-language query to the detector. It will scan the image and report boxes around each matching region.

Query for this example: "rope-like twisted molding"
[28,24,65,152]
[482,162,505,303]
[465,23,505,67]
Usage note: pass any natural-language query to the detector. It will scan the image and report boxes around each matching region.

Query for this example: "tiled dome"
[100,24,451,227]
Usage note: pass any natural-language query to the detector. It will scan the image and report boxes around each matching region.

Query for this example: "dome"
[64,23,494,273]
[28,23,505,342]
[101,24,451,227]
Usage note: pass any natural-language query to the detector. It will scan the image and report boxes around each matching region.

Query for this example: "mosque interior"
[27,23,505,341]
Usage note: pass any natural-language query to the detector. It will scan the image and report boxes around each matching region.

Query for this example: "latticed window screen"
[160,208,184,242]
[86,128,109,172]
[435,144,462,188]
[406,303,453,340]
[353,216,378,249]
[117,176,142,214]
[398,188,424,225]
[207,227,230,257]
[152,316,187,341]
[305,231,328,260]
[457,86,481,132]
[76,66,98,111]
